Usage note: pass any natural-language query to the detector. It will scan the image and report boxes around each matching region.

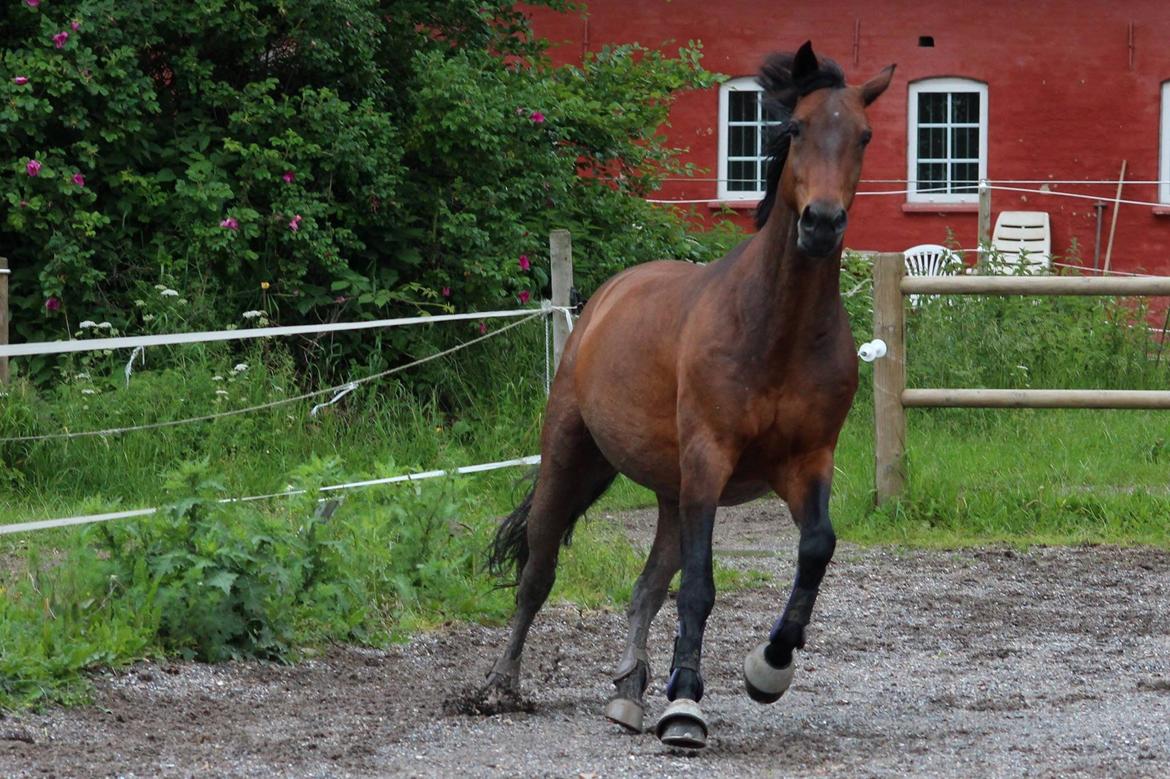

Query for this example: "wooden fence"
[871,253,1170,505]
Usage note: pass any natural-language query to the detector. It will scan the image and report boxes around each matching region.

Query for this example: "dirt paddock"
[3,500,1169,778]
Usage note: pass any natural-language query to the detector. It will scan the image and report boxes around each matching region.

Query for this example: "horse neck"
[737,203,847,359]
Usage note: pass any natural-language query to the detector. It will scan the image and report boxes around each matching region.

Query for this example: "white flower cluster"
[76,321,116,337]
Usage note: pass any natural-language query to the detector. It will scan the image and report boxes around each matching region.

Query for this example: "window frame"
[1160,81,1170,204]
[717,77,781,201]
[906,77,989,204]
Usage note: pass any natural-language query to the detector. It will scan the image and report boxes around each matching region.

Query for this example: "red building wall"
[530,1,1170,274]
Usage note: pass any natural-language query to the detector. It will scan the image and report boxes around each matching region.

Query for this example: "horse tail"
[488,483,537,586]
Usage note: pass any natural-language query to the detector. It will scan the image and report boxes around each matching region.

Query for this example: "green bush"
[1,0,738,383]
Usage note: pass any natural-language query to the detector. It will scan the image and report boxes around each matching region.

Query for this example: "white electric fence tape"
[0,311,548,443]
[645,181,1170,210]
[0,455,542,536]
[0,306,574,359]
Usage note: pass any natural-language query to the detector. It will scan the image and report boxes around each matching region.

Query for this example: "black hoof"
[604,697,644,733]
[655,698,708,749]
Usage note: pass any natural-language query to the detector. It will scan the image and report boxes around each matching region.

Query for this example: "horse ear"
[792,41,819,82]
[860,64,896,106]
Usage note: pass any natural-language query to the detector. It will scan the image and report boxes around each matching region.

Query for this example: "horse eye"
[860,129,873,147]
[787,121,802,139]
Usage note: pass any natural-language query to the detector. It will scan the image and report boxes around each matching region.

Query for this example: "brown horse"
[485,42,894,748]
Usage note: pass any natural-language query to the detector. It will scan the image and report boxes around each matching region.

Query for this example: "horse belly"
[718,480,773,506]
[582,402,682,497]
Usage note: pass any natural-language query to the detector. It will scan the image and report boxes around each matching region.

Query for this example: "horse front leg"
[654,441,733,749]
[745,453,837,704]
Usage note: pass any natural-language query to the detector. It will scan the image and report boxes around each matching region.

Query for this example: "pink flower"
[518,254,531,271]
[25,0,39,7]
[289,214,302,232]
[281,170,295,184]
[478,321,488,335]
[515,107,527,116]
[334,294,348,304]
[13,76,29,85]
[26,159,41,177]
[517,290,531,304]
[530,111,545,124]
[72,172,85,187]
[441,286,451,298]
[44,296,60,312]
[53,31,69,49]
[70,20,80,31]
[219,216,239,230]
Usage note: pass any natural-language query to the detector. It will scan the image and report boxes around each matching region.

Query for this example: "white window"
[1160,82,1170,204]
[907,78,988,203]
[717,77,783,201]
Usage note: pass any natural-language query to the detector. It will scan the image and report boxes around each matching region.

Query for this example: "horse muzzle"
[797,202,847,258]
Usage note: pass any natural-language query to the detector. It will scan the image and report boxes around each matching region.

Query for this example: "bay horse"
[484,42,894,748]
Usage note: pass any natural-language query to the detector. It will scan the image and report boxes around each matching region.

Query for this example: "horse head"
[755,41,895,258]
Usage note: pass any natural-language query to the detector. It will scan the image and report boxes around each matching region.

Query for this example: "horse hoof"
[743,642,795,704]
[604,697,644,733]
[654,698,708,749]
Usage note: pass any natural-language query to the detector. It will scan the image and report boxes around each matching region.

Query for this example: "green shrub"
[1,0,738,383]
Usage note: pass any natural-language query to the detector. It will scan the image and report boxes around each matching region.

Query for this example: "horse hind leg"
[482,417,617,701]
[604,496,681,733]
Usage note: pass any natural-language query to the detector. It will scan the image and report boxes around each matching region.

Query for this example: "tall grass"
[0,316,758,709]
[833,251,1170,547]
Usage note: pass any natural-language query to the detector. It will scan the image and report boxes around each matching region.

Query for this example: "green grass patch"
[6,260,1170,709]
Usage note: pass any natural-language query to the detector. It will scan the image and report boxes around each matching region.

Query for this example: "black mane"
[754,46,847,229]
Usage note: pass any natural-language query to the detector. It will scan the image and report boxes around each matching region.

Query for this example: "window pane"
[951,92,980,123]
[951,127,979,160]
[918,92,947,123]
[916,162,948,193]
[917,127,947,159]
[729,91,756,122]
[730,125,756,157]
[727,160,756,191]
[951,162,979,192]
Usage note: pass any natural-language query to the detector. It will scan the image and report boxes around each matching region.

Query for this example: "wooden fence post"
[549,229,573,373]
[873,252,906,505]
[977,179,991,268]
[0,256,9,385]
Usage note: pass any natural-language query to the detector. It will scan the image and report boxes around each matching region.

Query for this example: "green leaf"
[204,570,238,594]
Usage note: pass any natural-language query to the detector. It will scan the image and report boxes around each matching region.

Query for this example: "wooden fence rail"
[871,252,1170,505]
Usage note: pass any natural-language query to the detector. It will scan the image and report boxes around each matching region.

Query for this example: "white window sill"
[901,202,980,214]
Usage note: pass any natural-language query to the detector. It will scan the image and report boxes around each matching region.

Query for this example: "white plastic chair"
[903,243,961,306]
[992,211,1051,272]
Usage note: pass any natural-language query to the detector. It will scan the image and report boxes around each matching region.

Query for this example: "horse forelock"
[754,52,848,230]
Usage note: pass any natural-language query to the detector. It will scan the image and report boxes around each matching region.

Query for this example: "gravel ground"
[3,499,1169,778]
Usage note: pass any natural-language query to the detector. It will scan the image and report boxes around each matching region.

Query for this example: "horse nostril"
[800,204,847,233]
